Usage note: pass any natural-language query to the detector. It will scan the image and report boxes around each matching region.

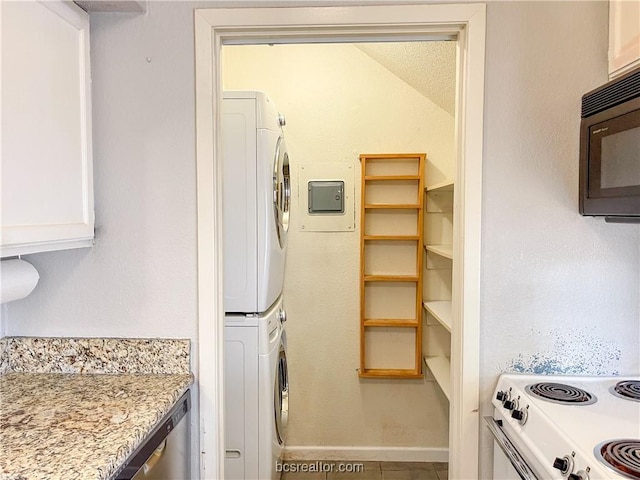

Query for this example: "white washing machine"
[223,91,290,479]
[222,91,291,314]
[225,296,289,480]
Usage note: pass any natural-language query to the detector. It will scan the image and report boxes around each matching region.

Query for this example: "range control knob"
[496,390,508,401]
[503,399,516,410]
[511,407,528,424]
[575,470,590,480]
[553,454,574,476]
[568,471,590,480]
[553,457,569,473]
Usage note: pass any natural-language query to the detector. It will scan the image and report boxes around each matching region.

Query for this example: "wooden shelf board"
[364,175,421,181]
[360,153,425,160]
[359,368,424,379]
[363,235,420,241]
[364,275,419,282]
[364,204,420,209]
[363,318,418,328]
[424,356,451,400]
[425,180,454,192]
[424,244,453,259]
[423,301,452,332]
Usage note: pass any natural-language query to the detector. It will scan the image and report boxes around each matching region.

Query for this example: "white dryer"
[225,296,289,480]
[222,91,291,314]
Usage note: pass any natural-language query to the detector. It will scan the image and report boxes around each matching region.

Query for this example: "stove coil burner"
[525,382,597,405]
[612,380,640,402]
[595,439,640,479]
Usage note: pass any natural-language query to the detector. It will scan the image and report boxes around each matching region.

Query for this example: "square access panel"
[308,180,345,214]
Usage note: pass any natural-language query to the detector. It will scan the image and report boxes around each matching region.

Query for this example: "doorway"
[195,5,485,479]
[222,39,453,459]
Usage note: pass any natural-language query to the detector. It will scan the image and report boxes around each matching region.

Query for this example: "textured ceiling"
[356,42,456,116]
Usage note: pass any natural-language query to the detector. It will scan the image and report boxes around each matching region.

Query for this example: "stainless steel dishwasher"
[114,390,191,480]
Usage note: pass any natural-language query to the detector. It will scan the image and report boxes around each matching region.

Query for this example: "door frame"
[195,4,485,479]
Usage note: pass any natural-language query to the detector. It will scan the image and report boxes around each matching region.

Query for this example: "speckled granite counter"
[0,337,194,480]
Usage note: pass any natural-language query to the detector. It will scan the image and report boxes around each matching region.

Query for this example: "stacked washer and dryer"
[222,91,291,480]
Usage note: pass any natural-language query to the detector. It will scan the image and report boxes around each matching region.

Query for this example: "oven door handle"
[484,416,541,480]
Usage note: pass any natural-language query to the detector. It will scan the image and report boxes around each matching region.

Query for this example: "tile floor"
[280,461,448,480]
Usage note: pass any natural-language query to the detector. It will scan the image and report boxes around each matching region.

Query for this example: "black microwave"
[579,66,640,222]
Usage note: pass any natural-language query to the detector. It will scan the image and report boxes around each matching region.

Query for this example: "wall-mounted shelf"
[425,180,454,192]
[360,368,424,379]
[363,318,419,327]
[423,301,452,332]
[365,175,422,181]
[424,356,451,400]
[423,181,454,400]
[425,244,453,259]
[359,153,426,379]
[364,204,421,209]
[364,235,420,241]
[364,275,419,282]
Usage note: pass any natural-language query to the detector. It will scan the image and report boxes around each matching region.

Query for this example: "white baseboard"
[283,446,449,463]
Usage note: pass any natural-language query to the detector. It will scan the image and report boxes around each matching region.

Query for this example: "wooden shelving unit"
[423,180,454,398]
[359,153,426,379]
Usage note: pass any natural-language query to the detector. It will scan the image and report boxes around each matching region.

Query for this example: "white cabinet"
[1,0,94,257]
[609,0,640,79]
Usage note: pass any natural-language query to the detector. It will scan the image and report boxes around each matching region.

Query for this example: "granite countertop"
[0,337,194,480]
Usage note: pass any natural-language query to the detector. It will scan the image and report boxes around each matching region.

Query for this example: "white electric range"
[487,374,640,480]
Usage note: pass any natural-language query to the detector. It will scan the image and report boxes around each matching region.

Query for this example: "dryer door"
[272,136,290,249]
[274,343,289,445]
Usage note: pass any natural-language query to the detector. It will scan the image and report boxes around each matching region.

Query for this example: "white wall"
[223,43,455,450]
[2,1,638,477]
[5,4,199,340]
[479,1,640,476]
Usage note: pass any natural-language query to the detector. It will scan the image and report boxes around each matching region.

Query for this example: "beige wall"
[223,43,455,450]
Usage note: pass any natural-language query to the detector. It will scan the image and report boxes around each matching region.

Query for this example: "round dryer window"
[273,136,290,248]
[274,345,289,445]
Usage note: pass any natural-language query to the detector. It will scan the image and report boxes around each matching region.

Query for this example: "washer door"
[274,344,289,445]
[272,136,290,248]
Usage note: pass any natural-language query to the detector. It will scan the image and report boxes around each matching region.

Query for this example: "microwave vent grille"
[581,68,640,118]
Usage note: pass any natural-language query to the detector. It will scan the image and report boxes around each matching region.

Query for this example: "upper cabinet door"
[1,1,94,257]
[609,0,640,79]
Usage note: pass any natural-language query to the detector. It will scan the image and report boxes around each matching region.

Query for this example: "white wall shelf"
[425,180,454,192]
[423,181,453,403]
[424,355,451,400]
[424,244,453,260]
[423,301,452,332]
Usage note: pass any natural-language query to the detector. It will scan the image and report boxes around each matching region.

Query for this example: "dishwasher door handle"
[484,416,540,480]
